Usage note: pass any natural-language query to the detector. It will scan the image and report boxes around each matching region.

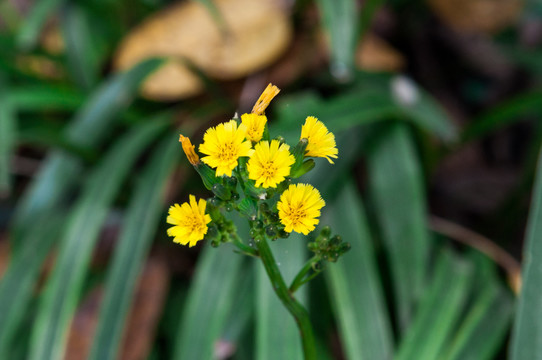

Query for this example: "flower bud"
[252,83,280,115]
[179,135,200,166]
[290,159,315,178]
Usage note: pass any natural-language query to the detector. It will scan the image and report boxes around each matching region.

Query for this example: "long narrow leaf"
[395,250,473,360]
[28,120,167,360]
[8,85,84,112]
[510,146,542,360]
[173,245,244,360]
[0,215,64,356]
[323,182,393,360]
[89,134,180,360]
[367,123,430,331]
[16,0,65,50]
[12,58,164,242]
[315,0,357,78]
[0,73,15,195]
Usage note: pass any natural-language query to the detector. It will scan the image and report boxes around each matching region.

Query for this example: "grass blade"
[60,3,102,90]
[510,146,542,360]
[8,85,84,112]
[16,0,65,50]
[323,182,393,360]
[255,235,306,360]
[173,245,244,360]
[439,251,513,360]
[367,123,430,330]
[89,134,180,360]
[395,249,473,360]
[0,73,15,195]
[0,215,64,356]
[276,79,457,142]
[315,0,357,78]
[462,91,542,143]
[28,120,167,360]
[12,58,164,241]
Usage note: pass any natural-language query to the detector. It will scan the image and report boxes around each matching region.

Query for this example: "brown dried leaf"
[114,0,292,101]
[355,33,405,72]
[428,0,523,34]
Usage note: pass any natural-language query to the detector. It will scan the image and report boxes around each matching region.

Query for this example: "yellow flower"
[247,140,295,188]
[167,195,212,247]
[252,83,280,115]
[300,116,338,164]
[199,120,254,177]
[277,183,325,235]
[241,113,267,142]
[179,134,200,165]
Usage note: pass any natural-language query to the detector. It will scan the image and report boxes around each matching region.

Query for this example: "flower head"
[277,183,325,235]
[241,113,267,142]
[252,83,280,115]
[300,116,338,164]
[179,134,200,165]
[167,195,212,247]
[247,140,295,188]
[199,120,254,177]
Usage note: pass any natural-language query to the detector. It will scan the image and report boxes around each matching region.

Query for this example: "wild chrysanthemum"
[167,195,212,247]
[241,113,267,143]
[199,120,254,177]
[300,116,338,164]
[277,183,325,235]
[247,140,295,188]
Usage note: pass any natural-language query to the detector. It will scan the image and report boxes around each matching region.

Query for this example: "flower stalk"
[167,84,349,360]
[255,235,317,360]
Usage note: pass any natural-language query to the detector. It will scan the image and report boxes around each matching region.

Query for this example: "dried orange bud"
[251,83,280,115]
[179,134,200,165]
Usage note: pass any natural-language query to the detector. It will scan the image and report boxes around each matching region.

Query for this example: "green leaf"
[395,249,473,360]
[367,123,430,331]
[255,235,306,360]
[7,85,84,111]
[511,146,542,360]
[60,3,102,90]
[173,245,244,360]
[315,0,357,78]
[28,120,167,360]
[462,91,542,142]
[0,215,64,357]
[323,182,393,360]
[12,58,164,243]
[16,0,65,50]
[276,78,457,142]
[88,134,180,360]
[0,73,15,195]
[441,251,513,360]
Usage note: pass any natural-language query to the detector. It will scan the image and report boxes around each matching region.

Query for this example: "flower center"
[218,142,237,161]
[184,215,204,233]
[262,161,277,178]
[288,206,306,225]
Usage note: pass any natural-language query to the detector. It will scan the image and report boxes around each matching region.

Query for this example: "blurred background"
[1,0,541,359]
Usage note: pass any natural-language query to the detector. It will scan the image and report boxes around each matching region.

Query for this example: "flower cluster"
[166,84,342,251]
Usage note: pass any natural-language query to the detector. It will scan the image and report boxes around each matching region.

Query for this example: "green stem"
[289,256,320,293]
[255,236,317,360]
[229,232,259,257]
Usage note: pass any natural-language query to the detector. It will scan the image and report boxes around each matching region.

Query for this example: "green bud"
[278,229,290,238]
[225,176,238,189]
[212,183,231,200]
[274,135,285,144]
[290,138,308,177]
[265,225,276,237]
[246,179,267,199]
[320,226,331,238]
[291,159,315,178]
